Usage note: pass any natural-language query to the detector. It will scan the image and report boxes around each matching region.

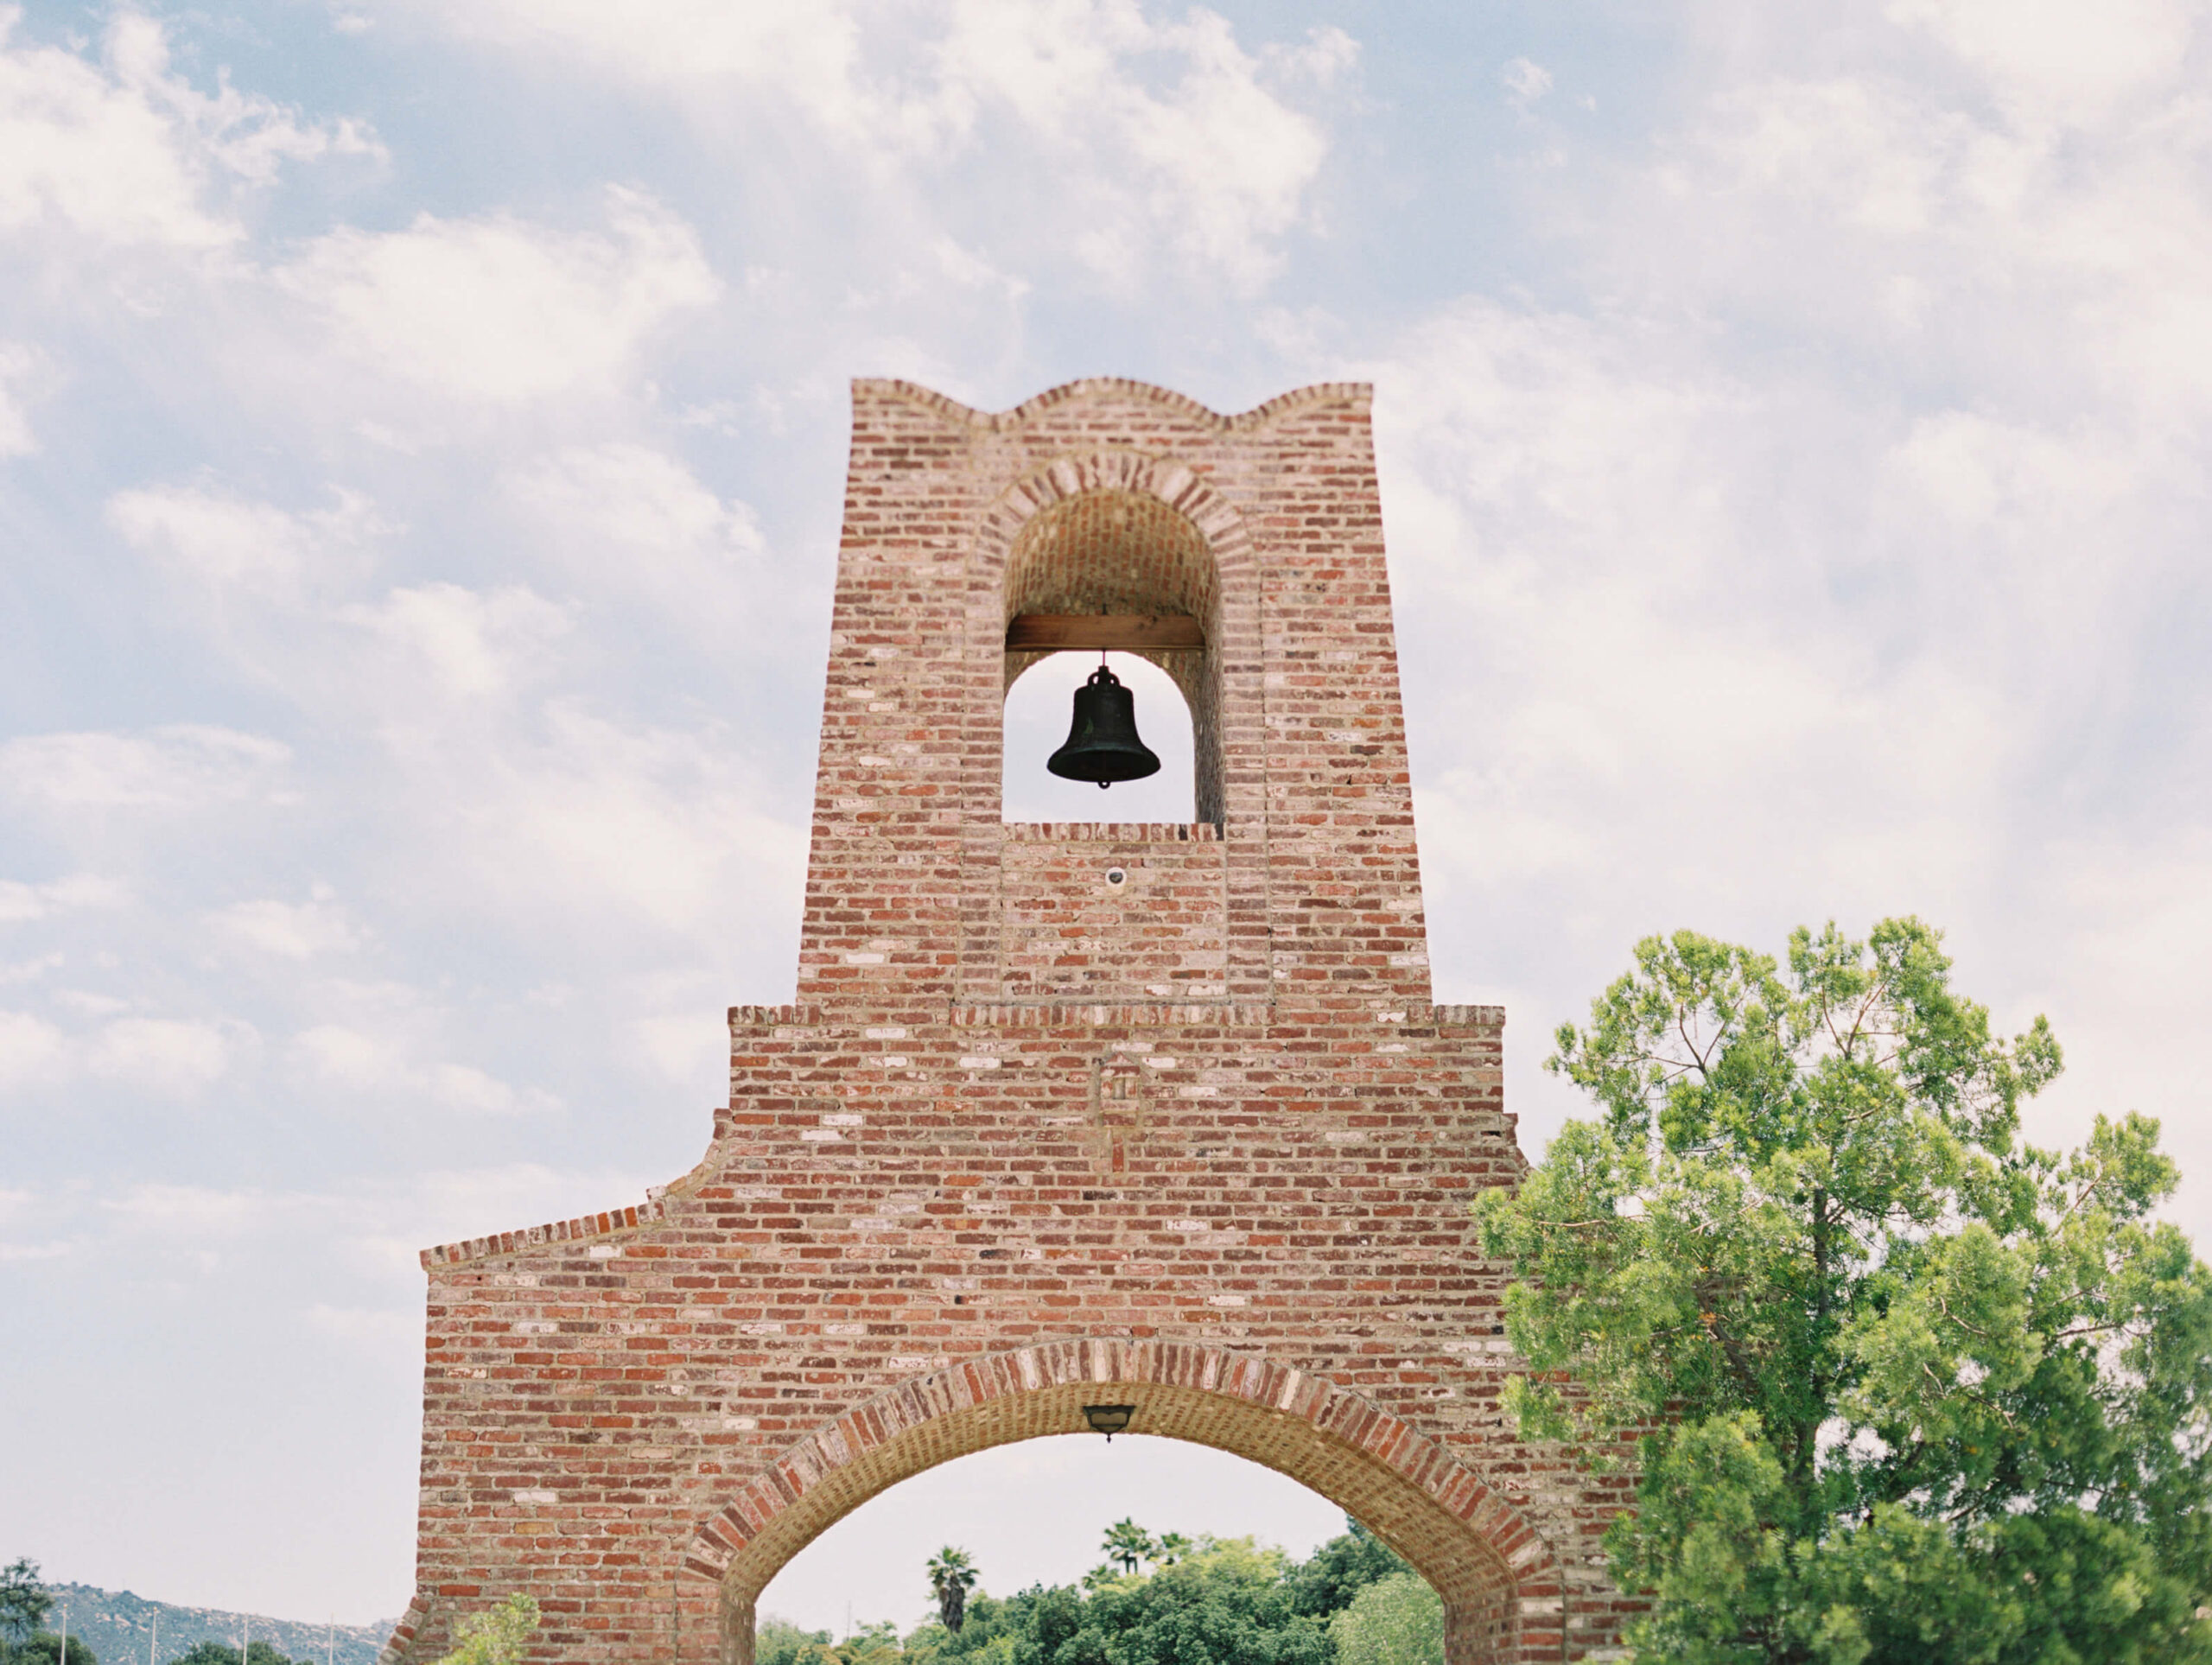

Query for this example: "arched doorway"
[756,1430,1363,1636]
[684,1342,1557,1665]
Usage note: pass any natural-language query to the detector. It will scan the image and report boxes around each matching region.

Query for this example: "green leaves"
[429,1593,538,1665]
[1325,1574,1441,1665]
[893,1523,1417,1665]
[930,1547,982,1634]
[1481,918,2212,1664]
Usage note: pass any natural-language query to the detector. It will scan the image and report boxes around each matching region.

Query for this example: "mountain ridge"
[39,1583,395,1665]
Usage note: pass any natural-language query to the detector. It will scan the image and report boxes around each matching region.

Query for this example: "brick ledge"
[950,1000,1271,1026]
[728,1001,1504,1030]
[999,820,1219,842]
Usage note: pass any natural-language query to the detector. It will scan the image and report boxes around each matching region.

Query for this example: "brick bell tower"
[384,380,1632,1665]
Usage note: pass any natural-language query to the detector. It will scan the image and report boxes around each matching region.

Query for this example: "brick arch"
[683,1340,1560,1665]
[976,455,1258,828]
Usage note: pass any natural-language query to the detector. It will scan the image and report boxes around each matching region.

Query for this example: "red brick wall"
[385,380,1637,1665]
[998,823,1224,1001]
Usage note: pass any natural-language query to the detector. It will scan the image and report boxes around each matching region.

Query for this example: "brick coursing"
[387,378,1638,1665]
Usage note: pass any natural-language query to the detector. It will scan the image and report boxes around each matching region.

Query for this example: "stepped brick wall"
[385,378,1637,1665]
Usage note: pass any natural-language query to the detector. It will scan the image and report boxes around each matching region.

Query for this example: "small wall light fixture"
[1083,1403,1136,1440]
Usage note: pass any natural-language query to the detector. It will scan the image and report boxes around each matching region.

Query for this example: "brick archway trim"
[681,1338,1561,1611]
[972,448,1255,584]
[860,375,1372,435]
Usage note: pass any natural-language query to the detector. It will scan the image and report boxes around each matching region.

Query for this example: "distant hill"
[41,1584,395,1665]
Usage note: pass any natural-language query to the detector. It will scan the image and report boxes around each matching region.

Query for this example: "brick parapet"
[858,376,1374,436]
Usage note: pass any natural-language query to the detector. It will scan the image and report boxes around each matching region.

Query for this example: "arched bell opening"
[1002,652,1197,823]
[688,1347,1550,1665]
[1000,489,1224,827]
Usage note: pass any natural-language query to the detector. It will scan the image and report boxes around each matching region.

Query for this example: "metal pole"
[58,1604,67,1662]
[152,1611,158,1665]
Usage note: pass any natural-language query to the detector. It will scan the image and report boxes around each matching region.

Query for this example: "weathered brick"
[386,379,1636,1665]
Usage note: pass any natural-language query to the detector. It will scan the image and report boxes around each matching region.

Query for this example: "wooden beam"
[1005,613,1206,651]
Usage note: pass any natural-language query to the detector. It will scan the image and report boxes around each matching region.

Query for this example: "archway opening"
[1000,490,1223,825]
[1002,653,1197,823]
[755,1435,1394,1639]
[688,1346,1542,1665]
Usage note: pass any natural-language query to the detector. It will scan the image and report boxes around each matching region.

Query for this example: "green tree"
[1058,1537,1328,1665]
[1476,918,2212,1664]
[1327,1573,1442,1665]
[170,1644,298,1665]
[836,1621,901,1665]
[927,1547,981,1633]
[13,1634,97,1665]
[1100,1520,1155,1578]
[758,1615,836,1665]
[1283,1521,1408,1619]
[0,1560,51,1648]
[429,1593,538,1665]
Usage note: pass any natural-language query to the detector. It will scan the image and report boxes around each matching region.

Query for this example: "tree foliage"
[929,1549,980,1634]
[169,1644,300,1665]
[429,1593,538,1665]
[0,1562,51,1648]
[10,1636,96,1665]
[770,1521,1420,1665]
[1476,918,2212,1664]
[1101,1522,1155,1579]
[1325,1574,1440,1665]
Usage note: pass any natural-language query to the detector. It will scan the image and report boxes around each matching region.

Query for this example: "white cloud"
[339,582,574,699]
[210,891,365,959]
[0,9,378,251]
[107,482,381,602]
[0,1009,66,1089]
[426,0,872,115]
[400,0,1345,292]
[1502,57,1552,109]
[426,1062,545,1115]
[87,1016,241,1091]
[102,1180,271,1234]
[509,442,762,564]
[1658,43,2212,422]
[630,1011,727,1086]
[275,187,717,402]
[0,874,130,923]
[293,1021,391,1090]
[440,702,807,942]
[1888,0,2196,124]
[501,442,770,634]
[937,2,1336,291]
[302,1301,419,1355]
[0,725,291,810]
[0,1012,250,1097]
[111,480,572,708]
[292,1021,555,1115]
[0,340,45,454]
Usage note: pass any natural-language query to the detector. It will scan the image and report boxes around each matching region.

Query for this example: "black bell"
[1047,663,1160,788]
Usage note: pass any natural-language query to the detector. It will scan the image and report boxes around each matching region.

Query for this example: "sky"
[3,0,2210,1638]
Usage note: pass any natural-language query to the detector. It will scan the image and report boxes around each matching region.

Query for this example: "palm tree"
[1102,1518,1156,1576]
[926,1547,980,1633]
[1154,1532,1193,1566]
